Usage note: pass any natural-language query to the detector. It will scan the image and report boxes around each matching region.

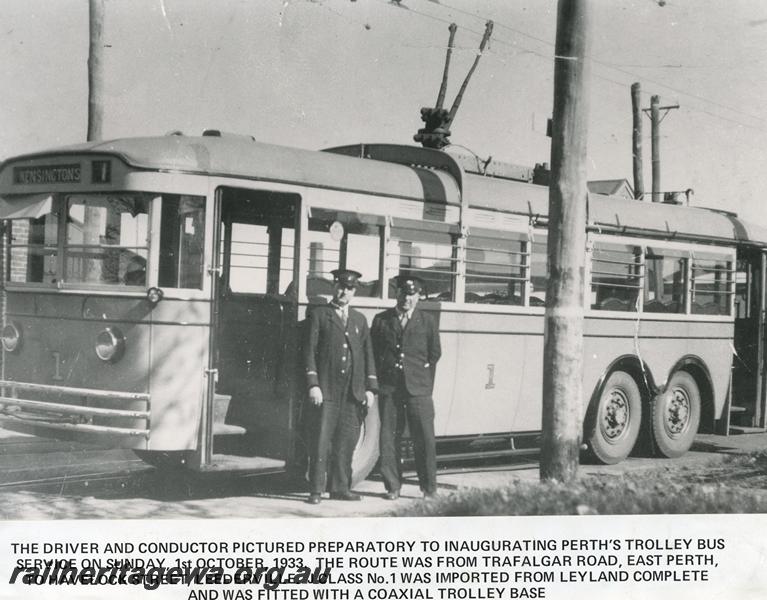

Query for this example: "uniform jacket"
[304,304,378,403]
[371,306,441,396]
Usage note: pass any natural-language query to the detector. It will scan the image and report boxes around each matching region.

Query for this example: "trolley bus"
[0,131,765,482]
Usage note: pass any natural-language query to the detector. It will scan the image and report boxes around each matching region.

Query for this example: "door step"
[199,453,285,473]
[729,425,767,435]
[213,423,247,436]
[213,393,246,436]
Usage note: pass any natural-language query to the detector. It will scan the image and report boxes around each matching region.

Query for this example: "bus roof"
[3,134,766,247]
[2,134,461,206]
[464,173,767,246]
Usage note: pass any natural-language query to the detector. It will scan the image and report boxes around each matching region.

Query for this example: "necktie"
[399,312,408,329]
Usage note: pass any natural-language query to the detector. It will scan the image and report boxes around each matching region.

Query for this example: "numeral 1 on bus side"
[52,352,64,381]
[485,364,496,389]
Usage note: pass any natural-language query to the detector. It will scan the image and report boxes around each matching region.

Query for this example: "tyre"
[133,450,191,470]
[350,403,380,487]
[651,371,700,458]
[586,371,642,465]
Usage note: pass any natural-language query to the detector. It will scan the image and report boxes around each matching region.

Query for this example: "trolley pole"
[87,0,106,141]
[631,82,644,201]
[541,0,591,484]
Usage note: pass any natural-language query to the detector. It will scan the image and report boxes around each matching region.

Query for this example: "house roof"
[588,179,634,198]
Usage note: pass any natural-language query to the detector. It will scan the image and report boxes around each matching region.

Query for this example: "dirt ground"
[1,431,766,520]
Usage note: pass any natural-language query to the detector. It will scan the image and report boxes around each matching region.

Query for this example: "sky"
[2,0,767,227]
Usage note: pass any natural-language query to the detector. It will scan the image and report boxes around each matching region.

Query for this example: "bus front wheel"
[351,402,381,487]
[586,371,642,465]
[651,371,700,458]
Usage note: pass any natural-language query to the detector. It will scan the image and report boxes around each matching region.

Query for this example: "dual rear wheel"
[586,369,701,464]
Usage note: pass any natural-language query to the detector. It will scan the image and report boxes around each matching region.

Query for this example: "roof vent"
[202,130,255,141]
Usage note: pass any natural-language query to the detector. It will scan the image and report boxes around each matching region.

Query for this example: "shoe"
[383,490,400,501]
[423,491,438,500]
[329,491,362,501]
[307,494,321,505]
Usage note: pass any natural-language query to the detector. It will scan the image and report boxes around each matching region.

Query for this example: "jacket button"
[341,369,346,374]
[341,356,347,361]
[343,343,348,348]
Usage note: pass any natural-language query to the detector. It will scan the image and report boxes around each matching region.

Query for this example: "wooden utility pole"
[631,83,644,201]
[643,95,678,203]
[650,95,660,203]
[540,0,591,484]
[87,0,106,141]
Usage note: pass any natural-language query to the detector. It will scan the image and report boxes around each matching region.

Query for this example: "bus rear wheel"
[586,371,642,465]
[651,371,700,458]
[351,403,381,487]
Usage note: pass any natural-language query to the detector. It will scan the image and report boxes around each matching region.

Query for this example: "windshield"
[65,194,149,286]
[6,192,206,290]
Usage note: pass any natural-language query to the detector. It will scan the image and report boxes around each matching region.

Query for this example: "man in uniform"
[372,274,441,500]
[304,269,378,504]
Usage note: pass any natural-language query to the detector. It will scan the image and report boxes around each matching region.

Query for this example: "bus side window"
[306,212,382,298]
[691,254,734,316]
[591,242,642,312]
[529,237,548,307]
[644,249,687,314]
[387,226,457,301]
[158,195,206,289]
[464,233,525,305]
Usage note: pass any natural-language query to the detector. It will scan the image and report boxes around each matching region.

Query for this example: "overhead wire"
[386,0,767,132]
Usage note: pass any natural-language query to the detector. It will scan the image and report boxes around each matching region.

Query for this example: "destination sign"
[14,164,81,185]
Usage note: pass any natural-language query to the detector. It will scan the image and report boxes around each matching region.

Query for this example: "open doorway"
[210,187,301,463]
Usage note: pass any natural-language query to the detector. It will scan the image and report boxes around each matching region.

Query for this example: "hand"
[364,390,376,408]
[308,386,323,406]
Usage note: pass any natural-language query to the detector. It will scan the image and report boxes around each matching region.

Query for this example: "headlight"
[2,323,21,352]
[1,323,21,352]
[95,327,125,362]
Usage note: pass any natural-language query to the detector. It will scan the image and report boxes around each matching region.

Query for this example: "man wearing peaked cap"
[371,273,441,500]
[303,269,378,504]
[395,275,422,296]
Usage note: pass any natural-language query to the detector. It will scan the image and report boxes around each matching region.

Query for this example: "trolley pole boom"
[541,0,592,483]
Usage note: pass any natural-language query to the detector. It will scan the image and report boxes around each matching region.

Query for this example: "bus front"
[0,149,211,466]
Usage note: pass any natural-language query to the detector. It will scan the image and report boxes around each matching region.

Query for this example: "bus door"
[209,187,301,463]
[732,248,767,431]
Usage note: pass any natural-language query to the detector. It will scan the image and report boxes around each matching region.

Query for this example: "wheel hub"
[666,388,690,435]
[602,389,629,440]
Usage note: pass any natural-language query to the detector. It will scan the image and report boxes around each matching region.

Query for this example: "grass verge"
[397,451,767,516]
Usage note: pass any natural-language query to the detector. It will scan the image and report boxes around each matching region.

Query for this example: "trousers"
[308,385,363,495]
[378,380,437,495]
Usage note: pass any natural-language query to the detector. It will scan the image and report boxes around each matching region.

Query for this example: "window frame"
[587,233,736,320]
[62,192,152,290]
[463,227,528,306]
[388,217,460,303]
[589,239,645,313]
